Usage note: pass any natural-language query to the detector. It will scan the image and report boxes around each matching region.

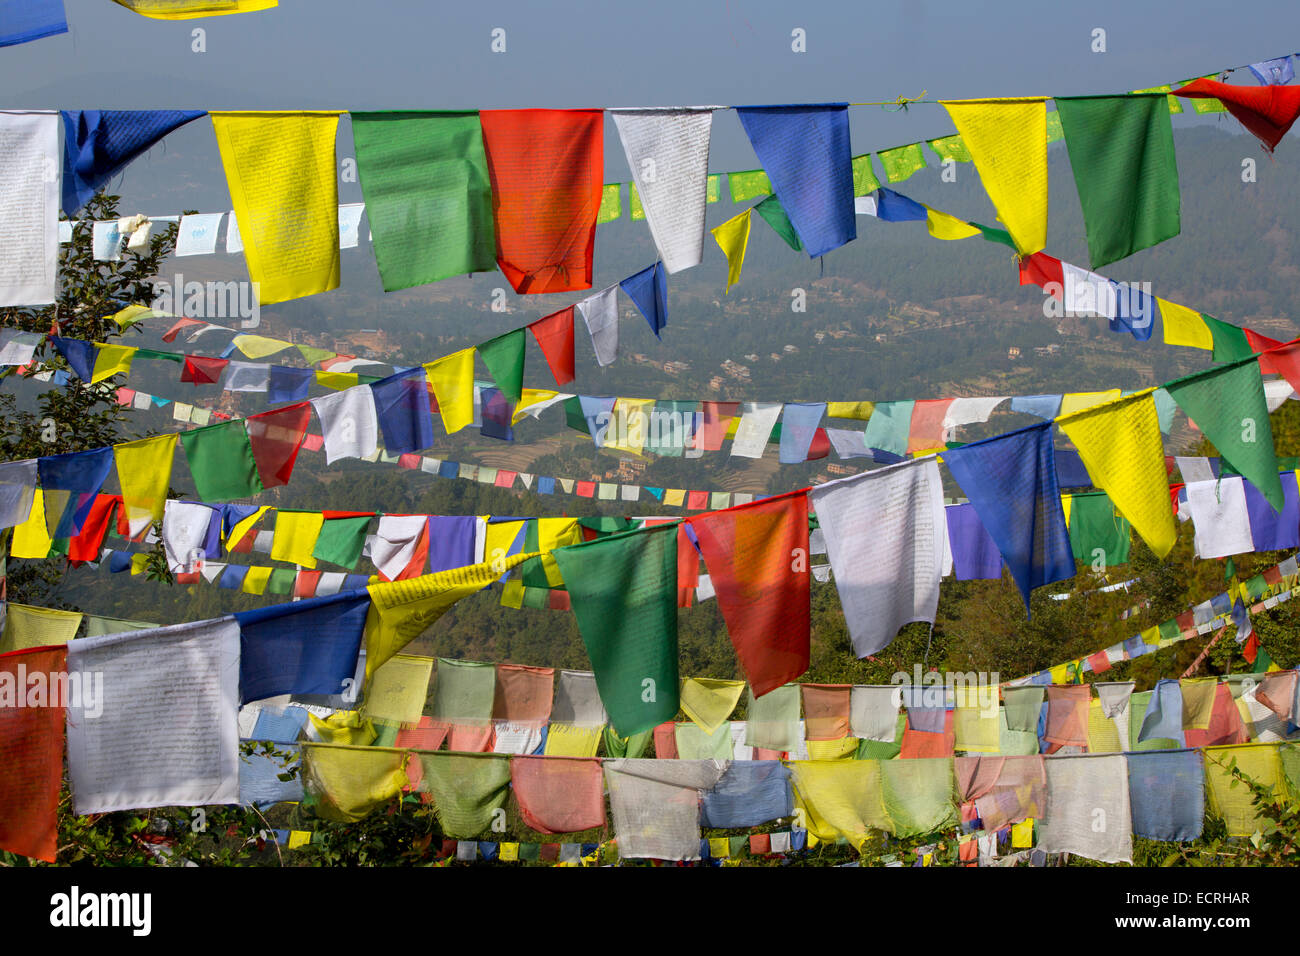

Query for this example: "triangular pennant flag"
[1056,390,1176,558]
[60,110,206,215]
[528,306,576,386]
[941,98,1048,255]
[687,491,810,696]
[1172,78,1300,153]
[245,401,311,489]
[618,262,668,339]
[734,104,856,257]
[610,108,715,273]
[50,337,95,382]
[424,348,476,433]
[942,422,1074,612]
[478,328,526,404]
[1163,359,1283,511]
[753,194,802,251]
[1055,95,1180,269]
[712,209,752,292]
[112,434,177,537]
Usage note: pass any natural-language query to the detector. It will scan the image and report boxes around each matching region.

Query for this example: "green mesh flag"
[432,658,496,723]
[706,174,721,203]
[1244,574,1268,600]
[1203,315,1253,363]
[754,195,802,251]
[312,515,372,568]
[1055,95,1180,270]
[1184,77,1226,114]
[477,328,525,404]
[603,726,651,758]
[1067,491,1131,568]
[645,399,698,457]
[179,420,263,502]
[629,182,645,221]
[268,567,297,595]
[880,758,956,837]
[1158,618,1182,641]
[877,143,927,183]
[1046,110,1063,142]
[597,183,622,223]
[1164,358,1284,510]
[851,154,881,196]
[926,134,971,163]
[350,112,496,292]
[550,523,678,736]
[1003,685,1045,733]
[1131,85,1183,115]
[728,168,772,203]
[417,753,511,838]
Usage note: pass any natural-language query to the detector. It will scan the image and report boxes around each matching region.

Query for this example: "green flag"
[179,420,263,502]
[926,134,971,163]
[1203,315,1254,363]
[754,196,802,251]
[268,567,297,595]
[728,169,771,203]
[563,395,590,436]
[416,753,511,838]
[477,328,525,404]
[550,523,678,736]
[597,183,622,223]
[645,399,699,457]
[851,154,881,196]
[350,111,496,292]
[877,142,926,184]
[1164,358,1284,510]
[1055,95,1180,270]
[1067,492,1131,569]
[312,515,372,568]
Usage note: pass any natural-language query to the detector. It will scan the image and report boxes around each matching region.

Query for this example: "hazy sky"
[3,0,1300,178]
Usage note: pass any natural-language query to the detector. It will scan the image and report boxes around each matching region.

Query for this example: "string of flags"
[3,56,1299,308]
[0,1,277,51]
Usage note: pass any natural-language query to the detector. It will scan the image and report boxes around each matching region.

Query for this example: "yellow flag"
[111,304,159,328]
[535,517,581,587]
[513,388,561,424]
[270,510,324,569]
[663,489,686,507]
[1159,298,1213,350]
[12,489,52,559]
[1057,389,1176,558]
[1204,743,1285,837]
[953,687,1000,753]
[0,603,83,653]
[941,98,1048,255]
[805,737,860,760]
[788,760,888,851]
[307,711,377,746]
[711,209,752,293]
[362,654,434,725]
[709,837,731,859]
[227,505,273,549]
[287,831,311,849]
[542,722,603,757]
[499,842,519,861]
[826,401,874,421]
[211,111,342,305]
[1049,662,1072,684]
[602,398,655,456]
[425,348,476,434]
[91,343,137,383]
[1061,494,1074,527]
[925,207,981,240]
[679,678,745,734]
[300,743,407,823]
[483,519,526,575]
[364,553,536,682]
[130,554,149,575]
[242,565,273,595]
[1086,699,1123,753]
[315,370,357,390]
[112,0,278,19]
[230,334,293,359]
[113,434,178,536]
[1059,389,1121,416]
[1011,818,1035,848]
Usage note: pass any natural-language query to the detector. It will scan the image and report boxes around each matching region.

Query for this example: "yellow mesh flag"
[805,737,860,760]
[91,344,137,383]
[0,604,83,653]
[543,722,603,757]
[270,510,324,569]
[11,489,52,559]
[1159,298,1213,350]
[364,553,536,682]
[113,434,178,537]
[1057,389,1176,559]
[228,505,272,549]
[953,687,1000,753]
[1059,389,1121,416]
[112,1,278,19]
[425,348,476,434]
[230,334,293,359]
[301,743,407,823]
[211,111,342,305]
[242,566,273,595]
[315,370,358,390]
[826,401,874,421]
[789,760,889,851]
[712,209,752,293]
[597,183,621,223]
[1204,743,1286,837]
[307,711,377,746]
[603,398,655,456]
[1011,817,1035,847]
[1086,699,1123,753]
[941,98,1048,255]
[1180,678,1219,730]
[362,654,433,726]
[925,207,981,241]
[680,678,745,734]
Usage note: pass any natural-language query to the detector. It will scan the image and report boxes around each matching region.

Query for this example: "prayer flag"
[113,434,176,536]
[179,419,263,502]
[528,307,575,386]
[712,209,752,292]
[60,109,205,215]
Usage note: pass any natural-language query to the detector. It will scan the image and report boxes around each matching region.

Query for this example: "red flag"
[908,398,954,454]
[1257,339,1300,394]
[806,427,831,461]
[1086,649,1110,675]
[528,306,576,385]
[0,646,67,862]
[686,490,709,510]
[686,490,811,696]
[677,523,699,608]
[1018,252,1064,292]
[1246,328,1285,354]
[162,317,205,343]
[245,402,311,489]
[294,570,321,598]
[181,354,228,385]
[1173,78,1300,153]
[67,494,120,563]
[478,109,603,295]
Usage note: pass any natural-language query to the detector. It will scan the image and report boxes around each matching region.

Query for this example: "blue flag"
[578,395,617,447]
[1053,449,1092,488]
[268,366,314,404]
[235,589,370,704]
[0,0,67,48]
[1231,598,1254,643]
[1111,281,1156,341]
[1128,750,1204,842]
[946,503,1004,580]
[734,104,856,257]
[941,422,1073,613]
[369,368,434,455]
[219,564,250,590]
[61,109,206,215]
[619,262,668,339]
[700,762,793,828]
[479,386,514,441]
[50,337,95,382]
[37,446,113,539]
[1138,678,1185,745]
[1249,56,1295,86]
[1009,394,1063,420]
[778,402,826,463]
[873,187,928,223]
